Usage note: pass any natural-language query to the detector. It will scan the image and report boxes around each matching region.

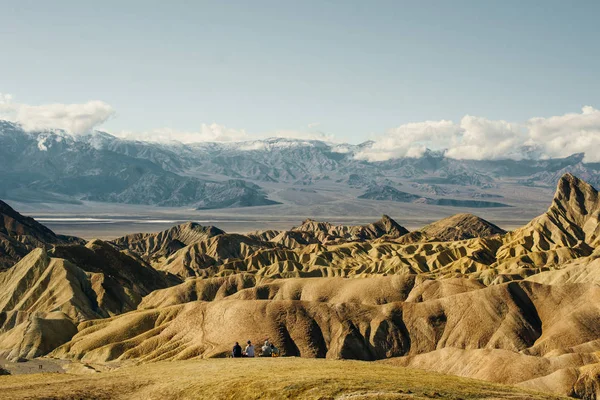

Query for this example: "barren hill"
[111,222,225,264]
[419,213,506,241]
[292,214,409,242]
[0,199,83,270]
[0,240,174,360]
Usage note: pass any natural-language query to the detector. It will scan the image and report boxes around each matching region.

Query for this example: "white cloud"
[355,120,459,161]
[356,106,600,162]
[116,123,250,143]
[3,94,598,161]
[0,94,337,145]
[115,125,338,144]
[0,93,114,134]
[331,145,351,154]
[527,106,600,162]
[269,129,337,142]
[115,125,338,145]
[445,116,526,160]
[0,93,13,104]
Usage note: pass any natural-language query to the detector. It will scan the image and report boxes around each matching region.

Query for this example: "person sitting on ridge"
[261,340,272,357]
[270,343,280,357]
[244,340,255,357]
[232,341,242,358]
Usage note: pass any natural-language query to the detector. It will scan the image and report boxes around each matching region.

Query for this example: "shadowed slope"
[384,347,599,398]
[157,234,279,278]
[292,214,409,243]
[51,280,600,366]
[0,249,101,360]
[0,239,177,360]
[0,199,83,270]
[111,222,225,264]
[50,239,178,315]
[52,299,410,361]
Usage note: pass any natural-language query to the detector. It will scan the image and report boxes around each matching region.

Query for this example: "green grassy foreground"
[0,358,566,400]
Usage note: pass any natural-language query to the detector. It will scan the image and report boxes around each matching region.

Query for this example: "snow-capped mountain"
[2,120,600,209]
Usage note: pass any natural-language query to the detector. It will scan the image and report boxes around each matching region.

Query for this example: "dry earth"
[0,358,567,400]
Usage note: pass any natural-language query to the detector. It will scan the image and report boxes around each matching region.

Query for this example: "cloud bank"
[115,126,335,144]
[0,93,333,144]
[1,93,599,162]
[355,106,600,163]
[116,123,250,143]
[0,93,114,134]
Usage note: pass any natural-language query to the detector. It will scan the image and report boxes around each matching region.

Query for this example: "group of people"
[231,339,280,358]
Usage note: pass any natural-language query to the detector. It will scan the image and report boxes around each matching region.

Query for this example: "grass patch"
[0,358,567,399]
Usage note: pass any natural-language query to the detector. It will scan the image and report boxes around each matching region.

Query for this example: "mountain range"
[1,173,600,398]
[3,121,600,211]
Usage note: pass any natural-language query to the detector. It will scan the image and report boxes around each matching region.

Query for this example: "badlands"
[0,173,599,399]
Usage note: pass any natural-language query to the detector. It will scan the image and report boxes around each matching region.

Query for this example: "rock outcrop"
[0,199,83,270]
[419,213,506,241]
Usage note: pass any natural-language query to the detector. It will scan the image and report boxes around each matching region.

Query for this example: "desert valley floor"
[1,173,600,399]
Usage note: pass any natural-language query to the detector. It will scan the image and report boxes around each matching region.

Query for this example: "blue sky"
[1,0,599,148]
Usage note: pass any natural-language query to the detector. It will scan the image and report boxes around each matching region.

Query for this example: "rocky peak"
[368,215,409,237]
[551,173,599,217]
[420,213,505,242]
[548,173,600,246]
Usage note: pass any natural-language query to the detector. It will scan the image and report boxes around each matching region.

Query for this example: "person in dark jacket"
[232,342,243,358]
[270,343,280,357]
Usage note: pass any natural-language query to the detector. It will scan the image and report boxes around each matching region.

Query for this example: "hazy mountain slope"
[359,185,512,208]
[4,120,600,213]
[358,185,423,202]
[0,122,278,209]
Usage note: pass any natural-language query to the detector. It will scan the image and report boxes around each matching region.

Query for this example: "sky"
[1,1,600,160]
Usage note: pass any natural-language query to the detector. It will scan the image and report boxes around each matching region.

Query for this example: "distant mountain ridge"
[358,185,511,208]
[3,120,600,210]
